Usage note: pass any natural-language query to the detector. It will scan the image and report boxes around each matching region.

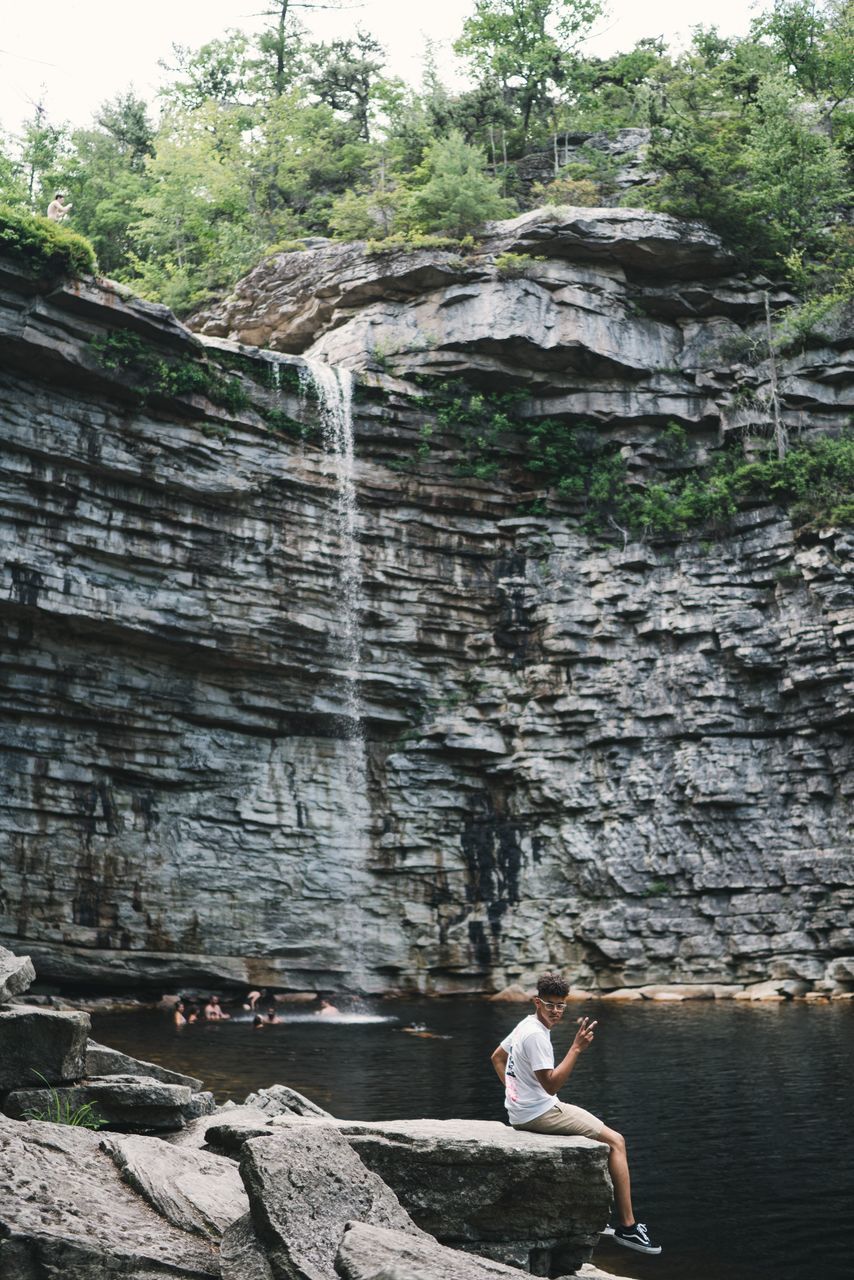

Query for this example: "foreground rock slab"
[336,1221,536,1280]
[0,1004,89,1090]
[220,1213,275,1280]
[240,1124,424,1280]
[103,1132,249,1241]
[335,1118,611,1273]
[0,1115,219,1278]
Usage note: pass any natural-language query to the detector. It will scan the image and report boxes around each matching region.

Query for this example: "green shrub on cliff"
[89,330,248,414]
[404,132,514,238]
[0,205,97,278]
[422,381,854,537]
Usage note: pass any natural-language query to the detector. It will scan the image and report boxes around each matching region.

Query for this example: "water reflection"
[92,998,853,1280]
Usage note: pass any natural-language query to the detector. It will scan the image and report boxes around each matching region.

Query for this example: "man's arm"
[491,1044,508,1084]
[534,1017,597,1096]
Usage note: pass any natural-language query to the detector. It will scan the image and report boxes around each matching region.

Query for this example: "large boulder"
[334,1117,611,1274]
[192,208,734,357]
[0,1004,89,1090]
[239,1123,424,1280]
[103,1132,249,1240]
[0,1114,219,1277]
[0,945,35,1003]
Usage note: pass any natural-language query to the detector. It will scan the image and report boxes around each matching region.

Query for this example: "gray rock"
[0,1114,219,1277]
[86,1039,204,1090]
[3,1074,195,1131]
[239,1123,423,1280]
[103,1132,249,1240]
[244,1082,332,1118]
[335,1220,530,1280]
[184,1091,218,1120]
[334,1118,611,1275]
[221,1213,275,1280]
[204,1108,276,1153]
[0,1004,90,1090]
[0,945,35,1003]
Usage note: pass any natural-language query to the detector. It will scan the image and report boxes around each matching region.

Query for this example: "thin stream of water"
[300,359,365,760]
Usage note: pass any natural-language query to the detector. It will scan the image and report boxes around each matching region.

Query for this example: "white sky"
[0,0,760,135]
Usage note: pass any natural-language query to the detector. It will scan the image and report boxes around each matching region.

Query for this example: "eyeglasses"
[537,999,567,1012]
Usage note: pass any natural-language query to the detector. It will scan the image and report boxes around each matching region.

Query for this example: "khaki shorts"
[513,1100,604,1141]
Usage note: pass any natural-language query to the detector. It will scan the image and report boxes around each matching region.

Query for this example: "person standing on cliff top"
[491,971,661,1257]
[46,192,72,222]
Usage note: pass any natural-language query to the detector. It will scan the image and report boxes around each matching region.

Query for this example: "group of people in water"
[172,989,339,1027]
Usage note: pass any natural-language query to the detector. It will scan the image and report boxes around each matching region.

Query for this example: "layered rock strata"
[1,205,853,994]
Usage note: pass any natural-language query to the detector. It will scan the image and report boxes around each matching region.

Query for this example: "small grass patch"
[21,1072,106,1129]
[494,252,547,279]
[365,233,475,255]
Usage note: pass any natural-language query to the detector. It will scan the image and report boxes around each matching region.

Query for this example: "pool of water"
[92,997,853,1280]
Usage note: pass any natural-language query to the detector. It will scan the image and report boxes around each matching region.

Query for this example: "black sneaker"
[613,1222,661,1255]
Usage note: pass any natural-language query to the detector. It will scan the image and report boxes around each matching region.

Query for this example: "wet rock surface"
[1,207,853,995]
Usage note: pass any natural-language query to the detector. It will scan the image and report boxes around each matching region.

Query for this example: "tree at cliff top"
[638,9,852,270]
[52,94,155,277]
[403,131,514,238]
[454,0,602,145]
[126,86,371,311]
[1,0,849,306]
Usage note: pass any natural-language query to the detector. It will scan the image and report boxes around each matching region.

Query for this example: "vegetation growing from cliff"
[89,330,248,413]
[0,2,849,309]
[418,380,854,537]
[0,205,96,277]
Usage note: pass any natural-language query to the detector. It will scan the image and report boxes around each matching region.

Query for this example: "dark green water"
[92,997,853,1280]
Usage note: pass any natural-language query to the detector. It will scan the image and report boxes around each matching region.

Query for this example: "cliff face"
[1,209,852,994]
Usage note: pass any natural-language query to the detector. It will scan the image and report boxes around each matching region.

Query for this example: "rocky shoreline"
[1,943,621,1279]
[16,966,854,1019]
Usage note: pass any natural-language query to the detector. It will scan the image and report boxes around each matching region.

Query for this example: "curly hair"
[536,972,569,999]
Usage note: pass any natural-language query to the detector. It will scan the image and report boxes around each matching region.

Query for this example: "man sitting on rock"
[491,971,661,1257]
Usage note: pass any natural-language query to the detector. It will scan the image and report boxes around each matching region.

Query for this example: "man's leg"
[598,1125,634,1227]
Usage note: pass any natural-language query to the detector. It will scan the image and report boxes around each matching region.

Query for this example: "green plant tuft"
[365,232,475,255]
[0,205,97,278]
[494,252,546,279]
[21,1071,107,1130]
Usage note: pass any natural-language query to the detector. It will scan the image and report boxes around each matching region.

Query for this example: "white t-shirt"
[500,1013,555,1125]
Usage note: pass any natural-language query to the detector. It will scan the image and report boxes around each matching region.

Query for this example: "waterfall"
[299,359,366,770]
